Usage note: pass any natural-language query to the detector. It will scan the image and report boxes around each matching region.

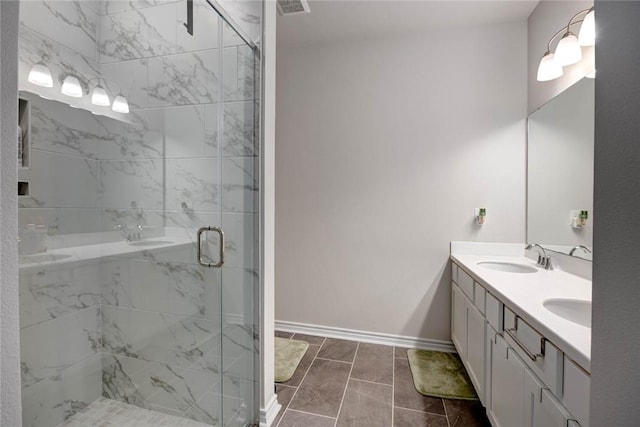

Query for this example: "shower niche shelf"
[18,97,31,169]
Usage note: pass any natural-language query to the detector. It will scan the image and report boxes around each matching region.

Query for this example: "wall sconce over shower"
[88,79,129,114]
[537,7,595,82]
[64,76,131,114]
[25,61,130,115]
[61,75,84,98]
[111,94,129,114]
[90,85,111,107]
[27,63,54,88]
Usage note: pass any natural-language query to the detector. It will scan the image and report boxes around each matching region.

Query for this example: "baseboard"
[275,320,455,353]
[260,394,281,427]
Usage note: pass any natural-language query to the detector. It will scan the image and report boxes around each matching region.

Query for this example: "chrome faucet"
[569,245,592,256]
[114,224,145,242]
[134,224,144,241]
[525,243,553,270]
[114,223,130,242]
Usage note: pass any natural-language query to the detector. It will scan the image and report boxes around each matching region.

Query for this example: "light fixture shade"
[537,52,563,82]
[112,95,129,114]
[579,9,595,46]
[554,32,582,66]
[91,86,111,106]
[61,75,83,97]
[585,48,596,79]
[28,63,54,88]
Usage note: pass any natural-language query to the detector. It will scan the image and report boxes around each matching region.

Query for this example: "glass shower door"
[99,2,258,425]
[17,0,257,425]
[216,17,260,427]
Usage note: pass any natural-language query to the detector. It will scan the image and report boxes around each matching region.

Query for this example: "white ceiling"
[277,0,540,48]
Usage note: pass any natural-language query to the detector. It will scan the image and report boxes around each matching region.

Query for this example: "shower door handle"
[197,226,224,268]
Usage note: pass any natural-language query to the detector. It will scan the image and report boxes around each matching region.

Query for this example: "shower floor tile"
[56,397,211,427]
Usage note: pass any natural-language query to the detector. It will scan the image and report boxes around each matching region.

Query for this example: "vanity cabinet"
[451,260,589,427]
[490,333,525,427]
[563,356,590,427]
[451,266,486,402]
[451,283,468,360]
[484,324,496,419]
[489,324,578,427]
[467,301,486,398]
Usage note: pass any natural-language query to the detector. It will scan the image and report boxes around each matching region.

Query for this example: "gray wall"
[0,1,21,425]
[528,0,594,114]
[591,1,640,425]
[275,21,527,342]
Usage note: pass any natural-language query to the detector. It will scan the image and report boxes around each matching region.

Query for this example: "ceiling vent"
[277,0,311,16]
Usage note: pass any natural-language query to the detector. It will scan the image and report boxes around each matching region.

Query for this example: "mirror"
[527,78,595,261]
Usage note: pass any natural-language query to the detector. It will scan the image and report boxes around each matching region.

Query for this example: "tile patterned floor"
[274,331,492,427]
[56,397,211,427]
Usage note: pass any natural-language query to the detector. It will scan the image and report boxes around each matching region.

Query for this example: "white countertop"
[451,252,592,372]
[18,236,192,272]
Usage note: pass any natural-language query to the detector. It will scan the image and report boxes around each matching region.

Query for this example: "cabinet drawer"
[474,282,486,315]
[504,308,563,396]
[485,292,502,331]
[457,267,474,300]
[563,356,590,427]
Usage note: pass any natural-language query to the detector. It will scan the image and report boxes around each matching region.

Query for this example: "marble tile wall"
[20,291,102,427]
[20,0,99,62]
[216,0,262,44]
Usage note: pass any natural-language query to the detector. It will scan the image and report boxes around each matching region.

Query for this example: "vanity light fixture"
[537,51,563,82]
[112,94,130,114]
[579,8,596,46]
[537,7,595,82]
[87,78,130,114]
[90,85,111,107]
[61,75,83,97]
[554,32,582,66]
[28,63,54,88]
[585,49,596,79]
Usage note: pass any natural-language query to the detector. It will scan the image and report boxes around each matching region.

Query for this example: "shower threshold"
[56,397,211,427]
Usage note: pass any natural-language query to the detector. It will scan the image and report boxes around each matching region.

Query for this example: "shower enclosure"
[17,1,260,426]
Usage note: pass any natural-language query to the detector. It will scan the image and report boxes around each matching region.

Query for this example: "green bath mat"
[275,337,309,382]
[407,349,478,400]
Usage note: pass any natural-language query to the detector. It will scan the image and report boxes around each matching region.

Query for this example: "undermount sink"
[477,261,538,274]
[128,240,174,247]
[543,298,591,328]
[19,253,73,264]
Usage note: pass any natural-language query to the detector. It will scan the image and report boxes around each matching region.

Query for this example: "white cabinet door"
[563,357,590,427]
[452,283,467,358]
[524,369,573,427]
[524,368,543,427]
[485,324,496,421]
[467,303,485,402]
[491,334,525,427]
[534,389,574,427]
